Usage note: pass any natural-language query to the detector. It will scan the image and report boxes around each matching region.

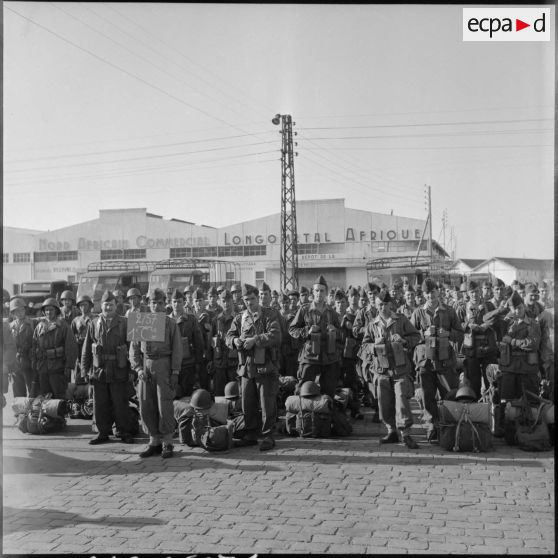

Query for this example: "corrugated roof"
[451,258,485,269]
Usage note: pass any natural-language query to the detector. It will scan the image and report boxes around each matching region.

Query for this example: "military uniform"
[82,304,136,443]
[226,286,281,448]
[71,312,95,385]
[362,300,421,446]
[339,298,362,416]
[60,306,80,326]
[130,293,182,452]
[289,286,341,399]
[211,310,239,396]
[32,310,77,399]
[9,311,36,397]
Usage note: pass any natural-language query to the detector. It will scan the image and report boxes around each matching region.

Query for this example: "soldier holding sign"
[129,288,182,459]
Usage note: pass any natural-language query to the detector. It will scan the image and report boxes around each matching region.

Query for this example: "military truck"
[15,280,74,316]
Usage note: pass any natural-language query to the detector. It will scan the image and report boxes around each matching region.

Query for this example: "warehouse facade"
[3,199,443,293]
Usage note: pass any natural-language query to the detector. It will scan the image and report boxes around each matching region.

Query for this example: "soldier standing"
[194,288,212,391]
[130,289,182,458]
[289,276,341,398]
[231,284,246,314]
[169,289,204,398]
[59,290,80,326]
[82,291,136,445]
[410,279,464,443]
[226,284,281,451]
[32,298,77,399]
[125,288,146,317]
[9,297,36,397]
[206,286,223,321]
[362,290,421,448]
[71,294,95,385]
[211,290,239,396]
[398,287,416,319]
[299,286,310,307]
[184,285,196,315]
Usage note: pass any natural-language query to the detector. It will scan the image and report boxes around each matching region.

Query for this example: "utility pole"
[424,185,433,261]
[272,113,299,291]
[442,209,447,253]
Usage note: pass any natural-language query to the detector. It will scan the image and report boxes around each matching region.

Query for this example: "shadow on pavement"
[3,505,166,534]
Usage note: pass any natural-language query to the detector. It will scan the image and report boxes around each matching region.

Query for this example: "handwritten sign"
[127,312,166,342]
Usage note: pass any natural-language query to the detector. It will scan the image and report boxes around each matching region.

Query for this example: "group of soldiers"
[2,274,554,457]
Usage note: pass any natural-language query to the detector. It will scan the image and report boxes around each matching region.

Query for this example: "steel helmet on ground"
[300,381,320,397]
[190,389,212,410]
[455,386,477,402]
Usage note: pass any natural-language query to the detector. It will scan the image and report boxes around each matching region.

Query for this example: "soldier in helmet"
[130,288,182,458]
[231,284,245,314]
[206,286,223,321]
[169,288,204,398]
[184,285,196,315]
[125,288,146,317]
[113,290,128,317]
[193,288,212,391]
[289,276,341,399]
[71,294,96,386]
[60,290,80,326]
[8,297,37,397]
[410,279,464,443]
[82,290,136,445]
[3,318,17,407]
[226,283,281,451]
[211,290,239,396]
[362,290,421,448]
[32,298,77,398]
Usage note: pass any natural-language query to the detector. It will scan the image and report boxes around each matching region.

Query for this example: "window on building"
[13,252,31,263]
[255,270,265,288]
[3,253,9,263]
[218,246,244,257]
[225,271,235,281]
[318,242,345,254]
[297,243,318,254]
[170,247,193,258]
[192,246,218,258]
[243,245,266,256]
[34,252,57,262]
[123,249,146,260]
[101,249,123,260]
[57,251,78,261]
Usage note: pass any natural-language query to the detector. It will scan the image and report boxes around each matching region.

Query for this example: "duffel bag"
[439,421,493,452]
[514,400,552,452]
[438,400,490,426]
[285,394,332,438]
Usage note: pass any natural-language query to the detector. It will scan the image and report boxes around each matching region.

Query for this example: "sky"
[3,3,554,259]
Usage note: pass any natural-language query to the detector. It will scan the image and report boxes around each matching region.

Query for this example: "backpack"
[514,399,552,452]
[178,410,232,451]
[285,394,332,438]
[25,396,66,435]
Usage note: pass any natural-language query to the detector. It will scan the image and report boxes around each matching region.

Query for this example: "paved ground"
[2,393,555,555]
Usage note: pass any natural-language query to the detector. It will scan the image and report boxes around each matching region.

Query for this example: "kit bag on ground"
[505,393,553,452]
[16,395,67,435]
[438,400,493,453]
[177,409,232,451]
[285,394,332,438]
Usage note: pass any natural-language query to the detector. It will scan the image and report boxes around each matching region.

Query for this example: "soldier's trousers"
[374,373,414,432]
[464,355,496,399]
[297,362,340,398]
[213,365,238,397]
[341,358,361,413]
[498,372,539,402]
[241,373,279,439]
[92,379,134,438]
[418,364,458,432]
[12,360,35,398]
[137,357,175,444]
[38,369,67,399]
[177,363,197,399]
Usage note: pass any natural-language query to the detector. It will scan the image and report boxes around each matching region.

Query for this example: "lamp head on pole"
[272,114,281,125]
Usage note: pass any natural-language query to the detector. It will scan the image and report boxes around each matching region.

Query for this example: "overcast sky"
[3,3,554,259]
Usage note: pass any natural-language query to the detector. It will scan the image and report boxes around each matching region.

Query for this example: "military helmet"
[224,381,240,400]
[300,381,320,398]
[190,389,212,410]
[455,386,477,402]
[42,297,61,312]
[76,294,93,307]
[9,297,26,312]
[126,287,141,299]
[60,290,75,301]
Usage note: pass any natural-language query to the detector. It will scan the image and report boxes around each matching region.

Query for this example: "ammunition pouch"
[310,332,321,355]
[254,346,266,365]
[425,336,437,360]
[228,347,238,360]
[526,352,538,365]
[116,344,128,368]
[45,346,64,360]
[375,344,390,369]
[92,343,103,368]
[45,346,65,371]
[498,342,511,367]
[391,340,406,367]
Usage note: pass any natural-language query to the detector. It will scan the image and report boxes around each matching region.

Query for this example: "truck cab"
[16,280,73,316]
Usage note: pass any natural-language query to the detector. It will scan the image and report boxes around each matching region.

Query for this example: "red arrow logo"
[516,19,530,31]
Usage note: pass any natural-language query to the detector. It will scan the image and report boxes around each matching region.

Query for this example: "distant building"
[472,257,554,286]
[448,259,485,276]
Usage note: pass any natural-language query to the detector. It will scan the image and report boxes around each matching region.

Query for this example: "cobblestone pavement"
[2,395,554,555]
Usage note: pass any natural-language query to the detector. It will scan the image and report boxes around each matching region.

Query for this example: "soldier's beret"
[313,275,328,288]
[365,282,380,293]
[171,288,184,300]
[466,280,479,292]
[507,291,524,308]
[230,284,241,293]
[334,289,346,301]
[415,288,423,296]
[101,290,116,303]
[149,288,166,302]
[271,289,279,296]
[348,286,359,297]
[242,283,259,297]
[288,289,300,297]
[208,286,218,296]
[300,286,309,295]
[494,278,505,288]
[376,289,392,303]
[422,279,438,293]
[260,281,271,292]
[194,288,205,300]
[525,283,538,294]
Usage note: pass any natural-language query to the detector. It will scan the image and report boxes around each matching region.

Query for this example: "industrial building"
[3,198,448,294]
